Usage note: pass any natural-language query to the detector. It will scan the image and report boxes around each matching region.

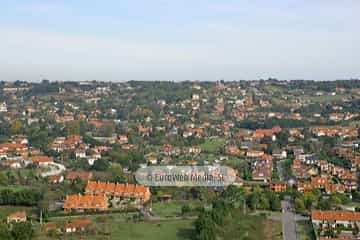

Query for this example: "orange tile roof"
[65,218,91,229]
[63,194,108,210]
[0,143,27,150]
[311,176,328,186]
[312,210,360,221]
[31,156,53,163]
[85,180,150,200]
[67,135,82,142]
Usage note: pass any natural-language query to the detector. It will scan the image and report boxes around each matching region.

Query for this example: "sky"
[0,0,359,81]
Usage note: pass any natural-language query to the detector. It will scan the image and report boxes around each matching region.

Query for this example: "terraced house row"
[85,180,151,202]
[63,181,151,211]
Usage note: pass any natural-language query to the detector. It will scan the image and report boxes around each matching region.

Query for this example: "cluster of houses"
[251,153,273,182]
[0,135,57,169]
[266,148,358,195]
[6,210,93,235]
[310,126,358,139]
[291,151,358,194]
[49,134,138,166]
[63,180,151,211]
[334,147,360,170]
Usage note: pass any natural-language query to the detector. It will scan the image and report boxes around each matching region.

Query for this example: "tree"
[294,198,306,213]
[246,192,259,210]
[181,204,191,216]
[195,212,216,240]
[109,164,125,182]
[318,199,331,210]
[65,121,81,136]
[0,223,12,240]
[98,122,115,137]
[0,172,8,185]
[267,191,281,211]
[222,185,245,209]
[92,158,110,171]
[11,222,34,240]
[11,120,23,134]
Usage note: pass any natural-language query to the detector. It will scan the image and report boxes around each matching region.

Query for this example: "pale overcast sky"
[0,0,359,81]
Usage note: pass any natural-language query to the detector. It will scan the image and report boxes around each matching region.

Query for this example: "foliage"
[0,188,43,206]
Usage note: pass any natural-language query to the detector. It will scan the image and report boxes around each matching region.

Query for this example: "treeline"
[236,118,312,129]
[292,189,351,215]
[0,188,43,206]
[289,79,360,91]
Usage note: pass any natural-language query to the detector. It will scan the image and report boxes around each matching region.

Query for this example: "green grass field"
[110,219,195,240]
[200,138,225,153]
[151,200,203,217]
[35,219,195,240]
[35,208,282,240]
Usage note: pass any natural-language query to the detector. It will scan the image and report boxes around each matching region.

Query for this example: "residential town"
[0,79,360,239]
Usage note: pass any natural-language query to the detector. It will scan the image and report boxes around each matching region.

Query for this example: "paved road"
[40,162,66,177]
[277,160,285,181]
[269,199,310,240]
[281,200,297,240]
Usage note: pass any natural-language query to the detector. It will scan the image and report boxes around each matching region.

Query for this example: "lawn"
[35,213,195,240]
[110,219,195,240]
[151,200,203,217]
[35,217,195,240]
[200,138,225,154]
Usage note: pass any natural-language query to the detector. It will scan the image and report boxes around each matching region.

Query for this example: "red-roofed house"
[7,211,27,223]
[63,194,108,211]
[312,210,360,229]
[64,219,91,233]
[30,156,54,166]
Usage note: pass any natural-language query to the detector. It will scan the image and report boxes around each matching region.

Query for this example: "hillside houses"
[251,154,273,182]
[310,126,358,138]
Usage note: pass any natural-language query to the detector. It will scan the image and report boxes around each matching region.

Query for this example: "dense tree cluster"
[0,188,43,206]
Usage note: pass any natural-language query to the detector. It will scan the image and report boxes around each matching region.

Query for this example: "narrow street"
[277,160,286,181]
[281,200,297,240]
[269,199,309,240]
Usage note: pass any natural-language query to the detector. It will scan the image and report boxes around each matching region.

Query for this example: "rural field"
[34,219,195,240]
